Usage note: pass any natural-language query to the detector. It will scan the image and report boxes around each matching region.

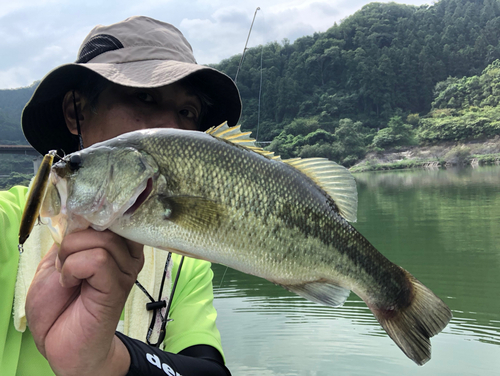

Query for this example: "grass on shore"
[350,137,500,173]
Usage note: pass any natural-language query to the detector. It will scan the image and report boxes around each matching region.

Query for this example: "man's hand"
[26,229,144,376]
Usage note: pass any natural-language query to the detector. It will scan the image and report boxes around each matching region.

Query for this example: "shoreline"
[350,136,500,173]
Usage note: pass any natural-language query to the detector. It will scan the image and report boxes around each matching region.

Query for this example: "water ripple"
[214,283,500,346]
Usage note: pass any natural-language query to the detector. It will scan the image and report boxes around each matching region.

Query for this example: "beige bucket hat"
[22,16,241,155]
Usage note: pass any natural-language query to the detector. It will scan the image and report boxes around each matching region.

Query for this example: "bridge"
[0,144,42,173]
[0,144,39,156]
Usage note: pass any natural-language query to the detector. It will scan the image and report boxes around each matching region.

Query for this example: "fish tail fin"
[369,270,452,366]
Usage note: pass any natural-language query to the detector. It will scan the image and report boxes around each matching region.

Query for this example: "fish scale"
[38,123,452,366]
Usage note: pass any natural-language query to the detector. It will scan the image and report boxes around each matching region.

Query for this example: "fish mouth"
[125,177,154,216]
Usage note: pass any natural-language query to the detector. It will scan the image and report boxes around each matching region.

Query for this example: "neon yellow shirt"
[0,185,223,375]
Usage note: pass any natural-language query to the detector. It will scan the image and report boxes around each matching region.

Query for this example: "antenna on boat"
[234,7,260,84]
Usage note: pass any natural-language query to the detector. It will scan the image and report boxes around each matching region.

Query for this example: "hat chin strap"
[72,90,85,150]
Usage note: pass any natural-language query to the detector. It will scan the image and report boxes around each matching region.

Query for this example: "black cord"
[145,252,172,344]
[156,255,185,347]
[72,90,84,150]
[138,253,184,347]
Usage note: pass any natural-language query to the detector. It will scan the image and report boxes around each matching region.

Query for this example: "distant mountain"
[0,82,38,144]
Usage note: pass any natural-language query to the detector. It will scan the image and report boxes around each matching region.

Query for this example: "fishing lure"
[18,150,57,253]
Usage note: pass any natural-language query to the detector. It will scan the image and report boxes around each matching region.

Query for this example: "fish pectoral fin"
[282,281,351,307]
[158,195,226,230]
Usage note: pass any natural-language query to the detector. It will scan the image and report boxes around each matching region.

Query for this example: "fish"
[38,122,452,365]
[18,149,57,252]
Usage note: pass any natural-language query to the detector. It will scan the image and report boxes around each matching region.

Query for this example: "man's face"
[80,82,202,147]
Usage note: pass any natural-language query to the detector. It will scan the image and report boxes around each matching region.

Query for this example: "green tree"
[372,116,415,149]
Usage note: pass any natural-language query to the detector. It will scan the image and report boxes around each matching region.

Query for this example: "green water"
[212,166,500,376]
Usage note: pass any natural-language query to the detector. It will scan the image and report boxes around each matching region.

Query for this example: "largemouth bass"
[39,123,451,365]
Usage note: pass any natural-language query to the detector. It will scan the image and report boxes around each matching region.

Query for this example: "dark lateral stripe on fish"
[269,193,407,299]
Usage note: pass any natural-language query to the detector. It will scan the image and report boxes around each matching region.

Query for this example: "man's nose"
[151,108,182,129]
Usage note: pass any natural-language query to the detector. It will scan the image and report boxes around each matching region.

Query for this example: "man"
[0,16,241,376]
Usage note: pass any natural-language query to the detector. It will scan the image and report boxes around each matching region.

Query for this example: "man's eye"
[137,92,155,102]
[180,108,198,120]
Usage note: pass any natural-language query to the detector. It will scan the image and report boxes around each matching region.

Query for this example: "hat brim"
[22,60,241,155]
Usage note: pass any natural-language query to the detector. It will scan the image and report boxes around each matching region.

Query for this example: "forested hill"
[215,0,500,134]
[211,0,500,164]
[2,0,500,168]
[0,83,37,144]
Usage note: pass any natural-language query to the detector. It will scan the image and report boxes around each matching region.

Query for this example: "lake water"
[212,166,500,376]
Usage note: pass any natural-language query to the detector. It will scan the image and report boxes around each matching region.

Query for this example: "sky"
[0,0,431,89]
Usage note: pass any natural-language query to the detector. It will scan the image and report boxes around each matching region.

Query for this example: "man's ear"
[62,91,85,135]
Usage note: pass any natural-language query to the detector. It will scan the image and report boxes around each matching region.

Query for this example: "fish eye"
[68,154,82,171]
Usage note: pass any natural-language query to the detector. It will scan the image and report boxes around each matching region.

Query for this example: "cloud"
[180,2,337,65]
[212,6,250,24]
[0,0,63,18]
[180,12,254,65]
[0,66,33,89]
[0,0,431,89]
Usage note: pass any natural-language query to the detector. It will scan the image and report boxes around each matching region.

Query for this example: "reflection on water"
[212,166,500,376]
[354,165,500,188]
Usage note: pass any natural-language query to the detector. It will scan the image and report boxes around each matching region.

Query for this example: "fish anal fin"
[283,158,358,222]
[368,269,452,366]
[283,280,351,307]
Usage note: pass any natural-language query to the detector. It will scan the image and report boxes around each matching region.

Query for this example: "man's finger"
[59,229,144,277]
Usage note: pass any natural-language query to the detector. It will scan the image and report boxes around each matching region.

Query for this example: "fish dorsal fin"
[206,123,357,221]
[206,122,282,160]
[283,158,358,222]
